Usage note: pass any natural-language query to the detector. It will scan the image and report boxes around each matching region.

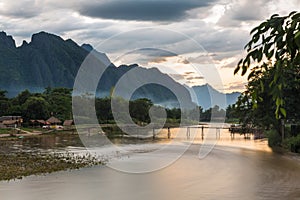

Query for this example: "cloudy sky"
[0,0,299,92]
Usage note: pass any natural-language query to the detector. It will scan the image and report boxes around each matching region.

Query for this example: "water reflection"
[0,127,300,200]
[0,134,84,153]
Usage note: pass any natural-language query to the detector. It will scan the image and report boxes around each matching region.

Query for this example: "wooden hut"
[30,119,49,127]
[63,120,74,130]
[2,120,19,128]
[46,117,62,125]
[0,116,23,128]
[63,120,74,126]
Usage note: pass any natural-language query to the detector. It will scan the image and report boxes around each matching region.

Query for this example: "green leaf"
[294,31,300,48]
[241,65,247,76]
[275,108,280,119]
[291,13,300,20]
[276,98,281,106]
[267,49,274,59]
[250,26,259,35]
[253,35,260,43]
[271,14,279,19]
[278,84,282,91]
[289,11,297,17]
[264,43,271,54]
[257,48,263,62]
[233,65,240,75]
[280,108,286,118]
[247,71,255,80]
[253,102,258,109]
[260,80,264,92]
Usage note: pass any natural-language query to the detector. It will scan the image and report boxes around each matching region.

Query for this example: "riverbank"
[1,142,300,200]
[0,130,99,181]
[1,126,299,182]
[0,151,102,181]
[0,128,169,181]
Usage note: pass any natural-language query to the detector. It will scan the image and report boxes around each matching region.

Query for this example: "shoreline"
[0,150,103,182]
[1,128,299,182]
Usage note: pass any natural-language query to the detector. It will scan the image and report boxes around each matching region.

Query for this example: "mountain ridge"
[0,31,240,108]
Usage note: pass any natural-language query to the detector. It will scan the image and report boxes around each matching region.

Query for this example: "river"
[0,126,300,200]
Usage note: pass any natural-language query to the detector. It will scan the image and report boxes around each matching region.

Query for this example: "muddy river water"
[0,126,300,200]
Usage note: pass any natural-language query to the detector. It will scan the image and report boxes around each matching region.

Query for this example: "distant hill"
[0,31,240,108]
[97,64,194,108]
[191,84,240,110]
[0,31,194,107]
[0,31,95,95]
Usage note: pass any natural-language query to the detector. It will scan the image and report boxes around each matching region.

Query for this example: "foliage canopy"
[235,11,300,120]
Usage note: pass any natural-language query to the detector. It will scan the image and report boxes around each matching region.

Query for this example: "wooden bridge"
[80,123,264,140]
[165,125,264,140]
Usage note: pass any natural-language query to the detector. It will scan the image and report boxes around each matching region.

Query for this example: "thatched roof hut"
[37,120,47,124]
[0,116,22,123]
[3,120,18,125]
[63,120,74,126]
[2,120,21,128]
[46,117,62,125]
[30,119,49,125]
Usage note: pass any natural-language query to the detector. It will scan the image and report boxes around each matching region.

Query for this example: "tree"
[45,88,72,120]
[0,90,7,99]
[234,11,300,120]
[226,105,239,121]
[15,90,32,105]
[129,98,153,123]
[95,97,113,123]
[0,90,10,116]
[22,97,49,120]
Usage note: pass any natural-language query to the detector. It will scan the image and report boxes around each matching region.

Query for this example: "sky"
[0,0,299,93]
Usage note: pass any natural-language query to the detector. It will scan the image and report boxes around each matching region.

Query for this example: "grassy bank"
[0,128,15,135]
[0,151,103,181]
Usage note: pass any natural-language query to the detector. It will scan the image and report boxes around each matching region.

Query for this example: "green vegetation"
[0,87,72,123]
[0,87,231,127]
[233,11,300,151]
[0,128,14,135]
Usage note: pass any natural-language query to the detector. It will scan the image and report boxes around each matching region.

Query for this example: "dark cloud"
[198,29,249,53]
[126,48,178,64]
[231,0,269,21]
[138,48,178,57]
[78,0,216,22]
[0,1,43,18]
[2,10,39,18]
[217,0,270,27]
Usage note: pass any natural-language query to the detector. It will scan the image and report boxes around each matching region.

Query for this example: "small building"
[46,117,63,130]
[63,120,74,126]
[30,119,50,127]
[46,117,62,125]
[63,120,74,130]
[3,120,19,128]
[0,116,23,128]
[0,116,23,123]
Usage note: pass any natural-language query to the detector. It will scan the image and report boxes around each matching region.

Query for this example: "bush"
[284,135,300,153]
[265,129,281,147]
